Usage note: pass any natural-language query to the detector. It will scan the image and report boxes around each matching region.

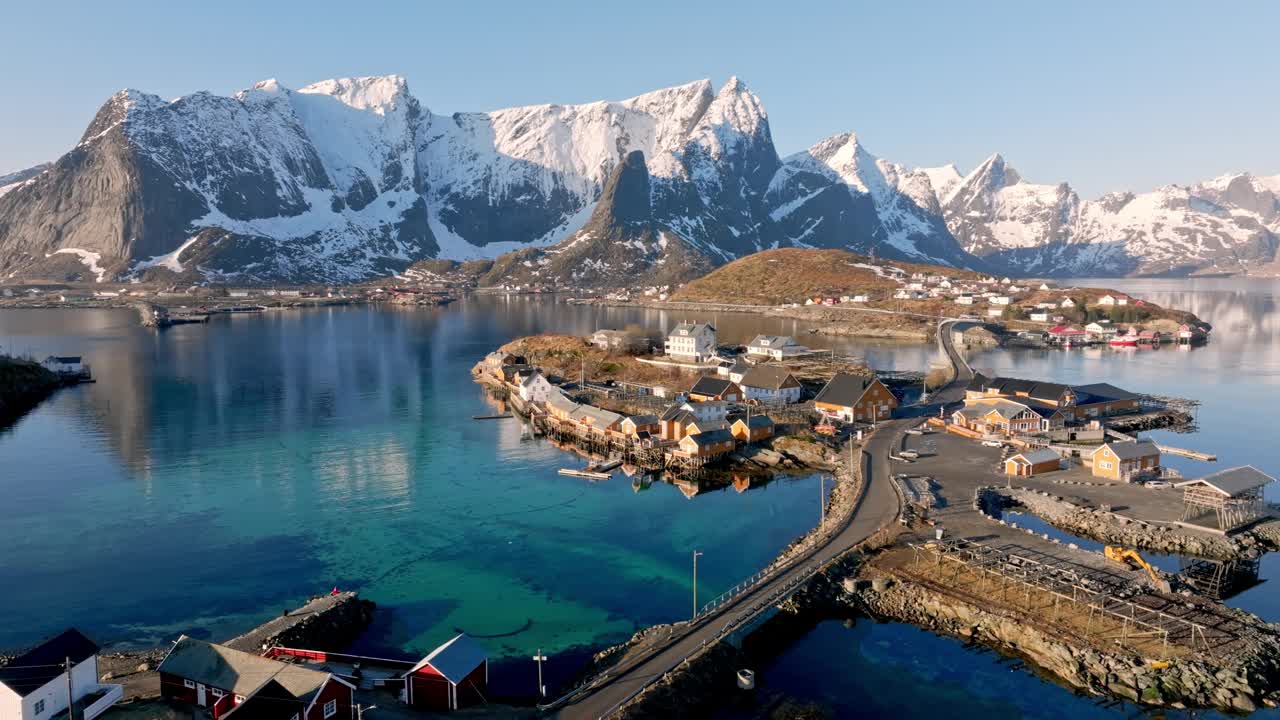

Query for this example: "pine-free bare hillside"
[671,248,978,305]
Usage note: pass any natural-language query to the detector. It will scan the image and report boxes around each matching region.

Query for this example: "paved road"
[557,428,906,719]
[557,319,972,719]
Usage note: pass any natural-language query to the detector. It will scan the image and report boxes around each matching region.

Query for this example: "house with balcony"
[0,629,121,720]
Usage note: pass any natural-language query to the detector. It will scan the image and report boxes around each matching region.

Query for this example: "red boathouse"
[401,634,488,711]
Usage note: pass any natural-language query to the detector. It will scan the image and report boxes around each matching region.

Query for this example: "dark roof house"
[739,366,801,391]
[689,376,739,398]
[0,629,99,697]
[813,373,874,407]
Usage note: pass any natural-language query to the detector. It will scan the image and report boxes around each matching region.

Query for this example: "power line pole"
[532,649,548,698]
[819,473,825,527]
[692,550,703,621]
[65,657,76,720]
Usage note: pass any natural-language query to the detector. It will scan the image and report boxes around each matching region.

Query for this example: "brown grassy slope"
[670,248,979,305]
[497,334,688,386]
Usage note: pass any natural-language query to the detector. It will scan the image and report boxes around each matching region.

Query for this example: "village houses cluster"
[482,322,898,471]
[787,267,1210,348]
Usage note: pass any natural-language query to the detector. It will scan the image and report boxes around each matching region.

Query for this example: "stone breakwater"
[765,555,1280,713]
[846,572,1280,712]
[224,591,375,653]
[985,486,1280,560]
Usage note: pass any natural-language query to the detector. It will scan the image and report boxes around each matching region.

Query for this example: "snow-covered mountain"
[0,73,1275,283]
[765,132,970,267]
[0,75,977,284]
[941,154,1280,276]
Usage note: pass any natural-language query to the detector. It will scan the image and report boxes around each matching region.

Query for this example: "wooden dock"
[473,413,513,420]
[1157,445,1217,462]
[559,468,612,480]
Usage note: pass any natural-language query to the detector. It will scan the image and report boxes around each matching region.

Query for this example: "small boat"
[1110,329,1139,347]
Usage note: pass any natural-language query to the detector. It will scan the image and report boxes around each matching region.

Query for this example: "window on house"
[290,715,299,720]
[1099,461,1113,470]
[324,700,338,718]
[34,699,45,716]
[211,689,225,698]
[184,679,195,689]
[235,695,245,704]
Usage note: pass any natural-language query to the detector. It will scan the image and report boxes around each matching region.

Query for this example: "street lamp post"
[692,550,704,621]
[532,648,548,698]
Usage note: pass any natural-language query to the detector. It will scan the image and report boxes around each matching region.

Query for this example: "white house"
[517,370,557,405]
[41,356,84,375]
[0,629,121,720]
[990,296,1011,305]
[1029,312,1049,322]
[1084,322,1117,340]
[987,307,1004,317]
[738,366,803,405]
[665,323,717,362]
[849,295,869,303]
[745,335,807,360]
[676,400,728,424]
[954,295,975,305]
[228,290,251,298]
[1060,298,1077,309]
[1039,283,1053,291]
[1098,294,1129,306]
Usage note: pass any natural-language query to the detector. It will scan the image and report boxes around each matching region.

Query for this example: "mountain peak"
[966,152,1020,189]
[697,76,768,138]
[253,78,285,93]
[298,75,411,110]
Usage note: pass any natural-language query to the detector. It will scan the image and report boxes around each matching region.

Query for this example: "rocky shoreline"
[845,568,1280,713]
[0,355,68,428]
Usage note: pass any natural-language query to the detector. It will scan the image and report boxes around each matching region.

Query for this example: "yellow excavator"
[1104,545,1172,593]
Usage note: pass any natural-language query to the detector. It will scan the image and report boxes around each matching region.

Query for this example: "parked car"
[981,440,1003,448]
[898,449,920,459]
[1144,480,1172,489]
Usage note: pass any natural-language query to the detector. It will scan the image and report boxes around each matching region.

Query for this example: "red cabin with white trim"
[401,634,488,711]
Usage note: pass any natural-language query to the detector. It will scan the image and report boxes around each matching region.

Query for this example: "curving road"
[556,422,905,719]
[556,319,973,719]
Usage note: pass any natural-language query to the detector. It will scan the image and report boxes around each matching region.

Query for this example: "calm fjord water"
[5,279,1280,714]
[0,297,927,660]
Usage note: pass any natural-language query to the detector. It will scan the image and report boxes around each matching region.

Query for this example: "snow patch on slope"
[50,248,107,282]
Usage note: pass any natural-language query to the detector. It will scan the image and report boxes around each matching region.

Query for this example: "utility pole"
[819,474,825,527]
[65,657,75,720]
[532,649,548,698]
[692,550,703,621]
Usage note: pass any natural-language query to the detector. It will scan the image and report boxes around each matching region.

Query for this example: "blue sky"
[2,1,1275,198]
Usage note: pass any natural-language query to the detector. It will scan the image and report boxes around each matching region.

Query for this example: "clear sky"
[2,1,1275,198]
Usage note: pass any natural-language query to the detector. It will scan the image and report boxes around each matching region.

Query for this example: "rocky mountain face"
[470,150,714,287]
[0,74,1275,283]
[0,76,977,285]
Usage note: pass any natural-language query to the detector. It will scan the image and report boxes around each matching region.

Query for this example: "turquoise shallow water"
[0,299,897,664]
